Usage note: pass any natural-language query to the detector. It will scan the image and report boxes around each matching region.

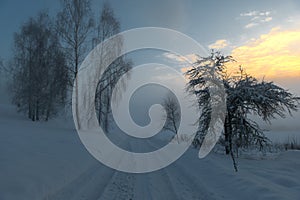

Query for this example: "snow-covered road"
[1,104,300,200]
[46,142,300,200]
[46,138,213,200]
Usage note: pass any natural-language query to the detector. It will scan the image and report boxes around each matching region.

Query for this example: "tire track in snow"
[45,163,116,200]
[46,138,135,200]
[96,140,136,200]
[97,171,135,200]
[130,139,180,200]
[139,139,215,200]
[46,137,217,200]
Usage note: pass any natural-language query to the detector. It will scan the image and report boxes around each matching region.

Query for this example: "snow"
[265,130,300,144]
[0,103,300,200]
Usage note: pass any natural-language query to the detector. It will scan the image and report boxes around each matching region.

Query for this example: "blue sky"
[1,0,300,59]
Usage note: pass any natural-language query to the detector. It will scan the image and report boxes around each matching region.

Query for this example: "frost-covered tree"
[11,12,69,121]
[186,51,300,171]
[94,2,132,132]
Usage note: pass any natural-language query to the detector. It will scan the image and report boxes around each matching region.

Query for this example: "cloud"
[162,52,199,64]
[240,10,273,29]
[251,16,260,21]
[240,11,258,17]
[286,15,300,26]
[230,27,300,79]
[208,39,230,49]
[241,11,270,17]
[259,11,271,16]
[261,17,272,23]
[245,22,258,29]
[162,53,200,75]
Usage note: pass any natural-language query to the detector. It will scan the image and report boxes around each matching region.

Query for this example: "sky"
[1,0,300,78]
[0,0,300,130]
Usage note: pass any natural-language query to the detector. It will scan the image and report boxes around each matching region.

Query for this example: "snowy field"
[0,103,300,200]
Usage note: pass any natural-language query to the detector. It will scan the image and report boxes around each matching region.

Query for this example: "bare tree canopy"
[94,2,132,132]
[56,0,94,129]
[162,92,180,140]
[10,11,69,121]
[56,0,94,81]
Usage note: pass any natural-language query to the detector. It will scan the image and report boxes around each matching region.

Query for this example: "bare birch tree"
[56,0,94,128]
[162,93,180,142]
[94,2,132,132]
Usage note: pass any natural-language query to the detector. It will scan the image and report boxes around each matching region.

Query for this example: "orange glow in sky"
[229,27,300,79]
